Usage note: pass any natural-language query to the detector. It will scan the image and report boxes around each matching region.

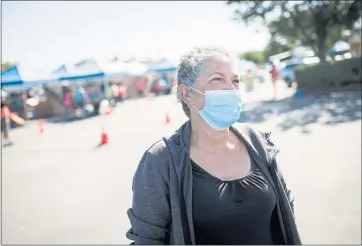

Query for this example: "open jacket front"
[127,120,302,245]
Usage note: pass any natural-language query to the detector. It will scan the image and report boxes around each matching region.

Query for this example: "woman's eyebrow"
[208,72,224,78]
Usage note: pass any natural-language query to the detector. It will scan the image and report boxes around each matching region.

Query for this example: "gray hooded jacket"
[126,120,301,245]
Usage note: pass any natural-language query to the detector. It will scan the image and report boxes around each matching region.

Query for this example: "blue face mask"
[190,87,242,130]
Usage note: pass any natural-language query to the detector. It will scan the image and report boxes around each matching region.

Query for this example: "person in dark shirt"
[127,47,301,245]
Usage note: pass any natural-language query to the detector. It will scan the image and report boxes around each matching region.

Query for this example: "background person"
[244,68,255,92]
[270,63,278,99]
[136,79,144,97]
[1,99,13,147]
[63,89,73,117]
[75,85,87,118]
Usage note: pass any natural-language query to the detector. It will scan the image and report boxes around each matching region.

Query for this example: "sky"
[2,1,270,72]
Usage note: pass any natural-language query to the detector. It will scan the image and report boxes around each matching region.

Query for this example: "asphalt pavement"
[2,81,361,244]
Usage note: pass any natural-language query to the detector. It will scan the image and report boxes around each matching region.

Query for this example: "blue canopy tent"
[53,59,149,82]
[59,72,105,81]
[52,63,105,82]
[1,65,59,92]
[51,62,108,103]
[54,59,134,82]
[146,60,177,73]
[52,59,134,102]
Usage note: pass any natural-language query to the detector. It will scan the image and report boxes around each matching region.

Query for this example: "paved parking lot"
[2,83,361,244]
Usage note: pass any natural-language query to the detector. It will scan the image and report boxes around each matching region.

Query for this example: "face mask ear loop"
[189,87,205,96]
[188,87,204,113]
[190,103,199,113]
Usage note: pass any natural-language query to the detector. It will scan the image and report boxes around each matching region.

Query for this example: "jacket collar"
[230,124,278,164]
[177,120,191,150]
[176,120,278,159]
[174,120,278,169]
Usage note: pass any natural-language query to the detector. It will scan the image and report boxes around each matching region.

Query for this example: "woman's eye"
[211,78,222,83]
[233,80,240,84]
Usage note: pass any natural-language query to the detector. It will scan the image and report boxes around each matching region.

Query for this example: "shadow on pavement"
[45,112,99,124]
[239,90,361,133]
[94,142,109,149]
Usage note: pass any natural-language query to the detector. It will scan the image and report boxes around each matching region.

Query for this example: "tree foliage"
[263,38,293,59]
[227,0,362,63]
[239,51,266,63]
[1,62,16,72]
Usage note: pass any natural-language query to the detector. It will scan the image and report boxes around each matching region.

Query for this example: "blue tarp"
[2,58,155,91]
[53,59,131,82]
[1,65,59,89]
[59,72,104,81]
[52,63,105,82]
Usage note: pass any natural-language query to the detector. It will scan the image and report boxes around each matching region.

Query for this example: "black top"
[191,157,280,245]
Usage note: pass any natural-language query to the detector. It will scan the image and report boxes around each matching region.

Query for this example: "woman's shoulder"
[146,129,183,155]
[140,136,176,167]
[233,123,277,149]
[142,128,184,163]
[134,133,182,188]
[233,122,271,139]
[142,139,170,164]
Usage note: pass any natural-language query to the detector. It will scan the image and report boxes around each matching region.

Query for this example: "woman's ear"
[178,84,192,105]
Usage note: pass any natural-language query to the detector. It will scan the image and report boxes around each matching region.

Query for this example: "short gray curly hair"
[176,47,230,118]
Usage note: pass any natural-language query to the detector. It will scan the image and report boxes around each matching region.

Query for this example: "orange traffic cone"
[100,127,108,145]
[165,112,171,124]
[105,107,111,116]
[38,119,44,135]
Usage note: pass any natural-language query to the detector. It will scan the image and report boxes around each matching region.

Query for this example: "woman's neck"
[190,118,230,151]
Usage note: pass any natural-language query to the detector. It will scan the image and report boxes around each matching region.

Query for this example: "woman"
[126,47,301,245]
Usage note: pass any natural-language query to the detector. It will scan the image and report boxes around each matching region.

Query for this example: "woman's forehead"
[201,57,238,76]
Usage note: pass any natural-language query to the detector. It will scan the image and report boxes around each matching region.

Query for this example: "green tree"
[227,0,362,63]
[263,38,294,59]
[239,51,265,63]
[1,62,16,72]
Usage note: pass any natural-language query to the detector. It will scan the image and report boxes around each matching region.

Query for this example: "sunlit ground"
[1,81,361,244]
